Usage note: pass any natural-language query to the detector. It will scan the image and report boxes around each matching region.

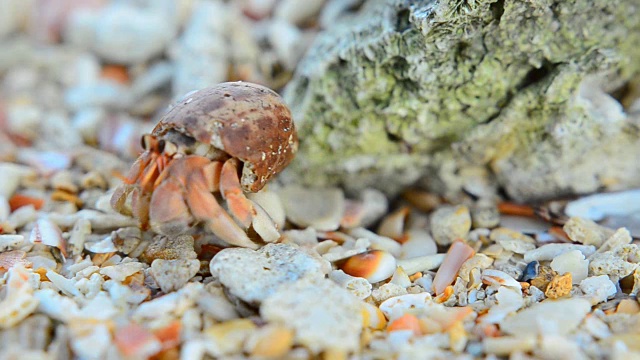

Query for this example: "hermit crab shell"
[152,82,298,192]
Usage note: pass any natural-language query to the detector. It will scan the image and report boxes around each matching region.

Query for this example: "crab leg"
[220,158,255,229]
[185,163,258,249]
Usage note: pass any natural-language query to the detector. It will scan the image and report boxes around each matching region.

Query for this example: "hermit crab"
[111,82,298,249]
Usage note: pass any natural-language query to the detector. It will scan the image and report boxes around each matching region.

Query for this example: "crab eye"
[141,134,153,151]
[156,139,166,153]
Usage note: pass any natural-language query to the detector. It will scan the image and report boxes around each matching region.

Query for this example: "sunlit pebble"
[339,250,396,284]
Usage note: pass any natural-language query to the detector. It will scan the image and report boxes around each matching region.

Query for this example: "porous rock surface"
[210,243,330,305]
[260,277,363,354]
[283,0,640,201]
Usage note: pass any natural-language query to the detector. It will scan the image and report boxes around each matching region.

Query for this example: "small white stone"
[99,262,145,282]
[150,259,200,293]
[0,234,25,251]
[580,275,616,304]
[550,250,589,284]
[524,243,596,262]
[500,298,591,336]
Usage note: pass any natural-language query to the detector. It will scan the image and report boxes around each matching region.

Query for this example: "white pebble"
[500,298,591,336]
[550,250,589,284]
[580,275,617,305]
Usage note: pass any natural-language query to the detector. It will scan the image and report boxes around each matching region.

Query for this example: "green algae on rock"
[282,0,640,201]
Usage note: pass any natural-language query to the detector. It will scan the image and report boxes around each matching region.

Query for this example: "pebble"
[520,260,539,282]
[169,0,229,96]
[150,259,200,293]
[524,243,596,262]
[580,275,617,304]
[0,1,638,359]
[210,243,330,304]
[139,235,197,263]
[471,203,500,229]
[490,228,536,254]
[530,265,558,291]
[260,278,363,354]
[563,217,614,247]
[430,205,471,246]
[550,250,589,284]
[278,186,345,231]
[65,3,177,64]
[589,244,639,279]
[544,273,572,299]
[500,298,592,336]
[399,229,437,259]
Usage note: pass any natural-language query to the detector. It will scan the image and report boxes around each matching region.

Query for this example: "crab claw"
[110,185,134,216]
[131,188,151,231]
[186,165,258,249]
[149,179,193,236]
[220,158,255,229]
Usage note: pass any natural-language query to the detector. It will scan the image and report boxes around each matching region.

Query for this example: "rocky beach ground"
[1,1,640,359]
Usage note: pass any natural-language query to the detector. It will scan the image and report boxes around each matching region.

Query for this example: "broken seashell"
[0,265,39,329]
[524,243,596,262]
[29,219,67,258]
[379,292,432,320]
[396,254,445,275]
[328,269,372,299]
[377,206,409,241]
[389,266,412,288]
[399,229,437,259]
[361,301,387,330]
[348,227,402,257]
[339,250,396,284]
[250,200,280,243]
[247,189,286,230]
[432,240,475,295]
[387,313,421,335]
[482,269,522,289]
[114,323,162,359]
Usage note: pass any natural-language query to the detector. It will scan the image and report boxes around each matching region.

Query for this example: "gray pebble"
[150,258,200,293]
[430,205,472,245]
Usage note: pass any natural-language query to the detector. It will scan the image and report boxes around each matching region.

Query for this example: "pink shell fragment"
[433,240,475,295]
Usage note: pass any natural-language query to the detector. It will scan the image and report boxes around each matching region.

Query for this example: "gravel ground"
[1,1,640,359]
